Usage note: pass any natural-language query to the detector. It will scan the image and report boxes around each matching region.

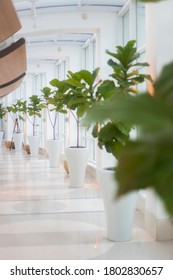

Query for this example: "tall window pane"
[123,10,130,46]
[136,2,145,47]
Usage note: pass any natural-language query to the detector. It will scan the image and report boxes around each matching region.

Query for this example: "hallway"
[0,146,173,260]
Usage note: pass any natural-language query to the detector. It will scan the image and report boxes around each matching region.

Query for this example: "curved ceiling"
[1,1,126,97]
[12,0,126,48]
[13,0,126,14]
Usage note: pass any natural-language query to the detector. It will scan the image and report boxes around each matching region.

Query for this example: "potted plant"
[63,67,101,187]
[93,61,173,217]
[0,103,6,146]
[86,40,153,241]
[42,81,67,167]
[6,99,27,151]
[27,95,45,156]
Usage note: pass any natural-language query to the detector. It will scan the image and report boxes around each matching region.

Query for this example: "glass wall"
[123,10,130,46]
[56,60,67,81]
[82,39,97,163]
[136,2,145,48]
[33,73,45,145]
[55,61,67,149]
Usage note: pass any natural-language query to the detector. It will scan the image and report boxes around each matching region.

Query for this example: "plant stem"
[33,114,36,136]
[53,112,58,140]
[77,117,80,147]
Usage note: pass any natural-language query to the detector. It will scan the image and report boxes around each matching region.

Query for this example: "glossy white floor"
[0,145,173,260]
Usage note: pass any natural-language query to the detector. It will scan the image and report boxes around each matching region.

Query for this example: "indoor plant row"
[1,96,44,154]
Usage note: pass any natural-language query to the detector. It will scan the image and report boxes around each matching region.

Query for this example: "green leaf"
[116,136,173,216]
[95,122,130,159]
[92,124,99,138]
[77,104,89,118]
[77,69,93,86]
[97,80,116,99]
[65,78,84,88]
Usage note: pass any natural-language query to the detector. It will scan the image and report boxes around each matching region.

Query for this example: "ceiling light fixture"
[57,46,62,52]
[81,12,88,20]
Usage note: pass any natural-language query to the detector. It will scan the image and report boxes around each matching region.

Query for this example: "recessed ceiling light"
[81,12,88,20]
[57,46,62,52]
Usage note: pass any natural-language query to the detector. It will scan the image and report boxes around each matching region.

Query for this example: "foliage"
[115,62,173,215]
[0,104,6,120]
[63,67,101,147]
[139,0,162,2]
[106,40,152,93]
[42,81,67,140]
[93,121,131,158]
[87,40,153,159]
[6,99,27,133]
[87,61,173,215]
[0,103,6,131]
[27,95,45,136]
[7,99,27,121]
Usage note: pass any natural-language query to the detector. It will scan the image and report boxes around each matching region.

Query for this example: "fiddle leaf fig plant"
[0,103,6,131]
[0,103,6,119]
[106,40,152,93]
[89,40,153,160]
[27,95,45,136]
[42,80,68,140]
[7,99,27,133]
[64,67,101,147]
[86,57,173,216]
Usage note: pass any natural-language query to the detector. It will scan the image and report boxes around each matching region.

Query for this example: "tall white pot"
[65,147,89,188]
[98,168,137,242]
[28,135,40,157]
[13,133,23,151]
[47,139,63,168]
[0,131,4,147]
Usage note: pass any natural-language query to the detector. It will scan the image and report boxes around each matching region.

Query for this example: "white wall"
[146,0,173,79]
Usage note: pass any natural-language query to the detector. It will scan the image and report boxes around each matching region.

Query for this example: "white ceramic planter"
[65,147,89,188]
[97,168,137,242]
[0,131,4,147]
[28,135,40,157]
[47,139,63,167]
[13,132,23,151]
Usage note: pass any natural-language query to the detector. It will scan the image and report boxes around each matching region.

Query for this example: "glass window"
[34,73,43,96]
[90,40,96,71]
[81,39,96,71]
[88,138,96,163]
[123,10,130,46]
[136,2,145,48]
[92,40,96,70]
[57,60,67,80]
[33,74,44,145]
[84,46,89,70]
[57,113,66,150]
[81,40,97,161]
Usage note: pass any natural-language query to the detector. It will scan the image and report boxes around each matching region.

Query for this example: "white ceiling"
[13,0,126,14]
[11,0,126,64]
[12,0,126,44]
